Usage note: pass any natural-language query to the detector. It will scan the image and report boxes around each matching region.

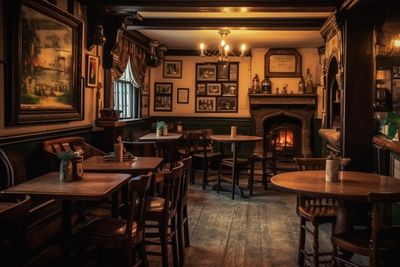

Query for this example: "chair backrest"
[43,137,106,159]
[264,132,278,158]
[0,149,28,189]
[125,174,152,241]
[161,161,184,213]
[179,157,192,207]
[186,131,210,156]
[368,192,400,267]
[294,157,326,170]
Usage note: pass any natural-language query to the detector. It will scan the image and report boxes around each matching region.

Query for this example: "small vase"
[60,160,73,182]
[163,126,168,136]
[156,128,163,137]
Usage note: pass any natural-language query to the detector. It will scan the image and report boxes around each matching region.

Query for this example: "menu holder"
[103,152,136,162]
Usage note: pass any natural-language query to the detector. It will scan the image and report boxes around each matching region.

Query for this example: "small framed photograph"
[196,83,206,95]
[196,63,217,81]
[229,63,238,81]
[207,83,221,96]
[222,82,237,96]
[154,82,172,94]
[177,88,189,103]
[142,95,149,117]
[196,97,216,112]
[154,95,172,111]
[217,62,229,81]
[87,55,99,87]
[217,97,237,112]
[163,60,182,78]
[142,69,150,95]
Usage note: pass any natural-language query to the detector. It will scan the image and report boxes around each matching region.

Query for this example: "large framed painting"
[4,0,83,125]
[264,48,302,77]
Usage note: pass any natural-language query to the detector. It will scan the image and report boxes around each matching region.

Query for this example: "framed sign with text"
[264,48,302,77]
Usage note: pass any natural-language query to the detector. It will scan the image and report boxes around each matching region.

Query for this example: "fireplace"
[265,115,302,161]
[249,94,316,158]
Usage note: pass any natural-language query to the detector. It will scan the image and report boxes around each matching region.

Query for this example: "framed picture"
[217,62,229,81]
[4,0,83,125]
[196,63,217,81]
[207,83,221,96]
[265,48,302,77]
[142,95,149,117]
[222,83,237,96]
[163,60,182,78]
[196,97,216,112]
[142,69,150,95]
[177,88,189,103]
[196,83,206,95]
[86,55,99,87]
[229,63,238,81]
[154,82,172,94]
[154,95,172,111]
[217,97,237,112]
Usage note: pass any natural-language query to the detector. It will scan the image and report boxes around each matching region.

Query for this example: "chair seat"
[299,204,337,222]
[147,197,166,213]
[76,217,138,239]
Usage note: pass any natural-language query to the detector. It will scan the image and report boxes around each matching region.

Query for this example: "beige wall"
[0,0,102,137]
[150,47,321,118]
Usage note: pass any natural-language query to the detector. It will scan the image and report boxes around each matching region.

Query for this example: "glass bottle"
[261,77,272,94]
[252,74,261,93]
[298,77,306,94]
[306,68,313,94]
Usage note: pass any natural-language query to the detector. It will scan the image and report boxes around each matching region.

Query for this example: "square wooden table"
[1,172,131,255]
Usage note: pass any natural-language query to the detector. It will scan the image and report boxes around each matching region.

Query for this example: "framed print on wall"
[207,83,221,96]
[264,48,302,77]
[196,83,206,95]
[196,97,216,112]
[217,62,229,81]
[86,55,99,87]
[154,82,173,111]
[177,88,189,103]
[222,82,237,96]
[4,0,83,125]
[217,97,237,112]
[163,60,182,78]
[196,63,217,81]
[142,95,149,117]
[154,82,172,94]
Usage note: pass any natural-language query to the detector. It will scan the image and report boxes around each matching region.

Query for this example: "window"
[114,60,140,119]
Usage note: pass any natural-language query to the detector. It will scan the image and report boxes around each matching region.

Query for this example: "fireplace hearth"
[249,94,316,158]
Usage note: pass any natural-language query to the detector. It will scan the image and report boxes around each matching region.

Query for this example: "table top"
[84,156,163,173]
[209,134,263,143]
[271,170,400,201]
[1,172,131,201]
[139,132,183,141]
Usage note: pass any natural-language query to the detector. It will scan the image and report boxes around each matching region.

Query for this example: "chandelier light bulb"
[224,44,230,56]
[220,40,226,47]
[200,43,205,50]
[394,38,400,48]
[241,44,246,55]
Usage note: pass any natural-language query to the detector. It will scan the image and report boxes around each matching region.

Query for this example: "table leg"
[334,200,354,260]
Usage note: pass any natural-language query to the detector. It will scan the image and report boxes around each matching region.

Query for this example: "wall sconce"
[88,25,106,51]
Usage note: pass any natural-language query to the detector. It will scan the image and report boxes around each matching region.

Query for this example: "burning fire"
[275,129,294,151]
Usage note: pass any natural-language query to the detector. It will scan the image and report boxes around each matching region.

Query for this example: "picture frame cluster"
[195,62,239,113]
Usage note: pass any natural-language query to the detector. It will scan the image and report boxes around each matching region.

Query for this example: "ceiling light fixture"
[199,29,247,62]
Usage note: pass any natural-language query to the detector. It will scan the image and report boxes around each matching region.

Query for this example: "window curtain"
[111,29,148,88]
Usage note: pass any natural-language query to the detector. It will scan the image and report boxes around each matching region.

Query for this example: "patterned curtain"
[111,29,148,87]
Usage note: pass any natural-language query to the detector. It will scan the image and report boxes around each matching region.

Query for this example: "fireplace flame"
[275,129,294,151]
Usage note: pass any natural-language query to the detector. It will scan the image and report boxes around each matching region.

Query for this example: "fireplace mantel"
[249,93,316,107]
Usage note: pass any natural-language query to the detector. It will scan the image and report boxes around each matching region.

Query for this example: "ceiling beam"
[126,18,325,30]
[83,0,337,12]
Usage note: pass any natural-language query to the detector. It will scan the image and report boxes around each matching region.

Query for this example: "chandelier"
[199,29,247,62]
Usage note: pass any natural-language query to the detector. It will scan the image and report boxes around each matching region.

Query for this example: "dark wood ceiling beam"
[126,18,325,30]
[83,0,337,12]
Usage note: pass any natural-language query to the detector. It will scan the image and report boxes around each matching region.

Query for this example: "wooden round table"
[209,134,262,199]
[271,170,400,233]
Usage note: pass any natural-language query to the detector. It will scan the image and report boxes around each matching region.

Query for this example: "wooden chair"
[73,174,152,267]
[145,162,184,267]
[332,192,400,267]
[43,136,106,160]
[294,157,337,267]
[177,157,192,264]
[185,131,220,188]
[0,195,31,267]
[247,132,277,195]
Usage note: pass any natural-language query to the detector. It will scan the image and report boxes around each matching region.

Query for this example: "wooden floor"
[28,173,348,267]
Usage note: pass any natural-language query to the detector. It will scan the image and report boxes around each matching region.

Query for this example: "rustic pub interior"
[1,0,400,266]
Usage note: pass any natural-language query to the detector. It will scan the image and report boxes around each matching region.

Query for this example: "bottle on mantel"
[261,77,272,94]
[298,77,306,94]
[305,68,314,94]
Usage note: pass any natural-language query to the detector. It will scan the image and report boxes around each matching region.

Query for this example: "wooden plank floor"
[28,173,367,267]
